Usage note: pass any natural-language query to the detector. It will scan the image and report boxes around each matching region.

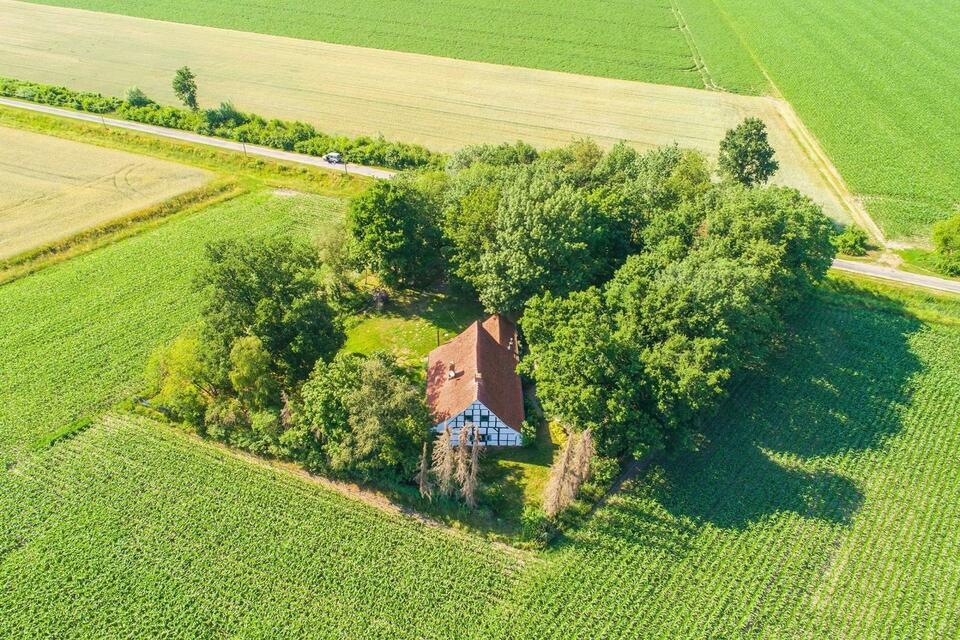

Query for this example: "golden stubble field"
[0,1,852,225]
[0,126,208,259]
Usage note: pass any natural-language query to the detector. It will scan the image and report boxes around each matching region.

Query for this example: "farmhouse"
[426,315,525,446]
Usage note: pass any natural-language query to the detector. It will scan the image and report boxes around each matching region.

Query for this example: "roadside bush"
[833,225,869,256]
[0,77,120,113]
[125,86,153,107]
[296,134,440,170]
[204,100,247,130]
[447,141,539,171]
[116,102,205,130]
[933,213,960,276]
[0,75,442,170]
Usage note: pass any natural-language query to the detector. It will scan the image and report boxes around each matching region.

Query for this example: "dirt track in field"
[0,125,207,259]
[0,0,852,225]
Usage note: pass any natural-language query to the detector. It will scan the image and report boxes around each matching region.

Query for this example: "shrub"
[520,505,551,546]
[125,86,152,107]
[204,396,248,441]
[933,213,960,276]
[833,225,869,256]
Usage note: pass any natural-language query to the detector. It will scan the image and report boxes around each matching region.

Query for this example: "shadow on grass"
[343,285,484,364]
[648,288,923,530]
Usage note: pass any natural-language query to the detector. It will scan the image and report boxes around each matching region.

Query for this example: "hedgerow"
[0,77,444,170]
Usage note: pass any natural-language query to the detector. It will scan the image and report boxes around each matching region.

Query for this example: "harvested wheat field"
[0,126,208,259]
[0,1,852,224]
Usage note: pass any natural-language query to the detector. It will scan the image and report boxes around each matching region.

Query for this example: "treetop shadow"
[650,292,922,530]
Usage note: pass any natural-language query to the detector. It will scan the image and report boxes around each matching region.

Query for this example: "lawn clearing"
[0,1,851,225]
[344,289,482,369]
[0,125,207,260]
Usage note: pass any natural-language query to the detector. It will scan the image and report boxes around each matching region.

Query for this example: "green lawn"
[343,289,482,369]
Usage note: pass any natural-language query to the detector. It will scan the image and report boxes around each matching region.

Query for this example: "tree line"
[0,72,440,170]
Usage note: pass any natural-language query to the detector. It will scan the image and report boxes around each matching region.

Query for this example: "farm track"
[831,259,960,296]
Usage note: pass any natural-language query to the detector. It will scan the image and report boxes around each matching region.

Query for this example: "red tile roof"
[426,315,525,432]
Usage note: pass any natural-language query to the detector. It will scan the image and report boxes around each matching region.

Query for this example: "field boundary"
[163,417,536,563]
[769,99,890,247]
[698,0,893,249]
[0,178,245,285]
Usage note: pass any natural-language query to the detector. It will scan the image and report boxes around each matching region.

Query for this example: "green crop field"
[0,189,344,463]
[3,181,960,639]
[686,0,960,242]
[17,0,957,242]
[14,0,764,93]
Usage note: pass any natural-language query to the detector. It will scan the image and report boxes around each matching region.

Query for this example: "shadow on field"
[648,291,923,530]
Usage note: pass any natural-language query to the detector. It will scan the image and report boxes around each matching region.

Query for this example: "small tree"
[461,424,483,508]
[347,180,444,289]
[933,213,960,276]
[832,226,869,256]
[718,117,779,187]
[172,66,198,110]
[455,423,472,486]
[125,86,152,107]
[544,430,576,518]
[416,442,433,500]
[431,424,456,497]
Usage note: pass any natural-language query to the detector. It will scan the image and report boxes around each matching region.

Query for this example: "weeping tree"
[461,424,483,509]
[431,424,456,497]
[544,430,576,518]
[544,428,595,518]
[415,442,433,500]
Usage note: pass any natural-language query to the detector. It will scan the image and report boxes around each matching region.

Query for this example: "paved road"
[832,259,960,295]
[0,97,397,179]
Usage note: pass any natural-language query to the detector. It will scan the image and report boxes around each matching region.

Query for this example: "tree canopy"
[299,351,430,480]
[718,117,779,187]
[347,179,445,288]
[194,236,343,389]
[172,66,198,111]
[521,170,834,458]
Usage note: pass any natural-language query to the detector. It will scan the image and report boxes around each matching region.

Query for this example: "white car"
[323,151,343,164]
